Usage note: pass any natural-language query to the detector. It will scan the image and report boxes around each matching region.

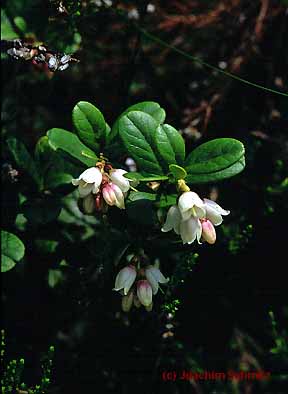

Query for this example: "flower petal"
[110,169,130,193]
[194,205,206,219]
[178,191,205,219]
[113,265,136,294]
[145,270,159,295]
[147,266,169,284]
[81,167,102,185]
[205,205,223,226]
[71,178,80,186]
[178,191,194,213]
[203,199,230,216]
[201,219,216,244]
[78,182,93,198]
[137,280,153,306]
[161,205,181,234]
[180,217,202,245]
[111,184,125,209]
[180,210,191,221]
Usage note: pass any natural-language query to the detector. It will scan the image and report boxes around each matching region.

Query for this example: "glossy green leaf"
[1,230,25,272]
[185,138,245,174]
[44,172,73,191]
[124,172,168,182]
[35,136,54,163]
[186,156,245,184]
[128,191,177,207]
[119,111,163,174]
[104,122,111,140]
[169,164,187,180]
[110,101,166,141]
[156,194,177,208]
[128,191,157,202]
[7,138,42,188]
[72,101,106,150]
[155,124,185,165]
[47,128,98,167]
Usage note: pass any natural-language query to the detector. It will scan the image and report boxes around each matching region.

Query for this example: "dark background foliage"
[1,1,288,393]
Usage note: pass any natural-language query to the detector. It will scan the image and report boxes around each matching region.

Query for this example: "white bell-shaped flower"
[178,191,206,221]
[72,167,102,198]
[161,205,181,235]
[180,216,202,244]
[145,265,169,295]
[113,265,137,295]
[203,198,230,226]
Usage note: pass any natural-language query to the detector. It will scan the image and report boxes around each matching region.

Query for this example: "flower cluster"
[113,263,169,312]
[161,191,230,245]
[72,165,135,213]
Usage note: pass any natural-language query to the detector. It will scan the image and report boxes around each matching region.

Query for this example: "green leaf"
[119,111,163,174]
[156,194,177,208]
[44,172,73,191]
[35,239,59,254]
[128,191,157,202]
[186,156,245,184]
[169,164,187,180]
[110,101,165,141]
[7,138,42,188]
[47,128,98,167]
[1,230,25,272]
[185,138,245,174]
[155,124,185,165]
[124,102,166,124]
[72,101,106,150]
[48,269,64,288]
[1,10,19,39]
[104,122,111,140]
[35,136,54,164]
[124,172,168,182]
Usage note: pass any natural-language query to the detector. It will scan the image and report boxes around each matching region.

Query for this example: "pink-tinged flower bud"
[137,280,153,307]
[113,265,137,295]
[121,291,134,312]
[201,219,216,244]
[102,182,125,209]
[109,169,130,193]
